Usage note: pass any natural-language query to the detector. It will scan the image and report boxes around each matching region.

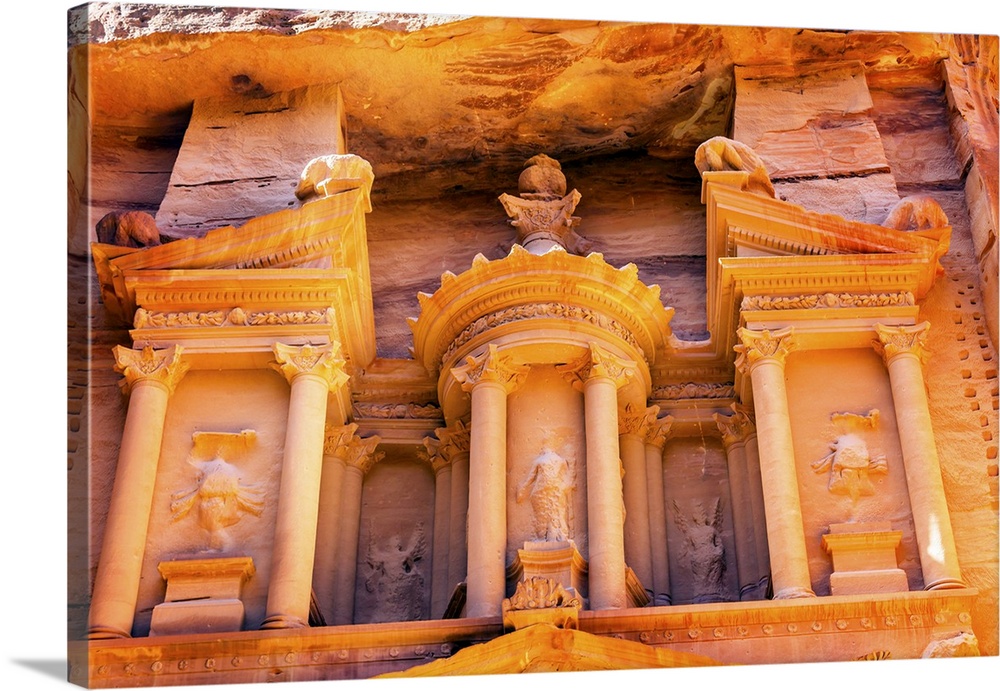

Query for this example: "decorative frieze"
[652,382,735,400]
[740,292,915,311]
[134,306,338,330]
[351,402,442,419]
[441,302,642,365]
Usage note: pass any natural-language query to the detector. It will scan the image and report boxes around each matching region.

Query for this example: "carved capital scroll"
[713,404,755,448]
[872,322,931,366]
[451,344,529,395]
[619,403,660,438]
[734,327,795,373]
[643,414,674,450]
[557,343,636,392]
[323,423,359,458]
[418,436,452,474]
[270,342,349,390]
[342,434,383,475]
[113,344,190,395]
[435,419,471,459]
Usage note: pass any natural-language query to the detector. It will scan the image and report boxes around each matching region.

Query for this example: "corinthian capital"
[270,342,349,390]
[342,434,383,474]
[714,404,755,448]
[619,403,660,437]
[418,437,453,474]
[435,419,471,459]
[644,414,674,449]
[323,423,359,458]
[872,322,931,365]
[113,344,189,395]
[734,327,795,373]
[557,343,637,392]
[451,344,529,394]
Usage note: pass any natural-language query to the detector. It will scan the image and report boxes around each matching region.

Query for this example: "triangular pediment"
[377,623,721,677]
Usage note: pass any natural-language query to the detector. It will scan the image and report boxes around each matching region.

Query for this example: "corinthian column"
[88,345,189,639]
[874,323,964,590]
[714,406,760,600]
[644,414,673,605]
[312,423,357,622]
[262,343,349,629]
[452,345,529,617]
[436,420,471,613]
[735,327,814,599]
[618,403,657,594]
[330,433,383,624]
[560,343,636,610]
[420,436,453,617]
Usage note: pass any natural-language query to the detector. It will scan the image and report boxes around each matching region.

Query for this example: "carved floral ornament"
[503,577,581,612]
[872,322,931,365]
[451,344,530,394]
[270,342,349,390]
[652,382,735,400]
[113,344,190,395]
[133,306,336,330]
[557,343,637,391]
[740,292,915,312]
[324,423,384,473]
[734,326,795,372]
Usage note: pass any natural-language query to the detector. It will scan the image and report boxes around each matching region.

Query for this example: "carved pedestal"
[821,522,908,596]
[150,557,255,636]
[509,540,588,601]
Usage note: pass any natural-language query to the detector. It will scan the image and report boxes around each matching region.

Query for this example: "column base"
[259,614,308,630]
[86,625,131,640]
[773,586,816,599]
[925,577,967,590]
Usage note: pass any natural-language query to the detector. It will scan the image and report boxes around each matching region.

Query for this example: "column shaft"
[722,439,759,599]
[87,380,171,638]
[645,441,670,605]
[585,376,627,610]
[447,453,470,600]
[331,465,365,624]
[886,352,964,589]
[620,431,653,591]
[262,373,330,628]
[430,464,452,616]
[466,381,509,617]
[312,454,347,622]
[743,433,771,596]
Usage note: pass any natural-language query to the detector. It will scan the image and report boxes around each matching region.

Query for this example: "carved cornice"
[134,306,336,329]
[270,342,349,390]
[644,414,675,449]
[619,403,660,438]
[651,382,735,400]
[441,302,642,365]
[557,343,637,392]
[113,344,189,395]
[740,292,915,312]
[734,327,795,373]
[351,402,442,420]
[451,344,530,395]
[872,322,931,365]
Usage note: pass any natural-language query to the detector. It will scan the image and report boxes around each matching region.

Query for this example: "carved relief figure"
[672,498,727,603]
[516,449,573,542]
[811,410,887,501]
[95,210,162,248]
[694,136,775,198]
[170,431,265,552]
[882,195,949,231]
[363,523,428,623]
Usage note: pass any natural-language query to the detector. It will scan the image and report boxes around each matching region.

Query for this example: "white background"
[3,1,997,689]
